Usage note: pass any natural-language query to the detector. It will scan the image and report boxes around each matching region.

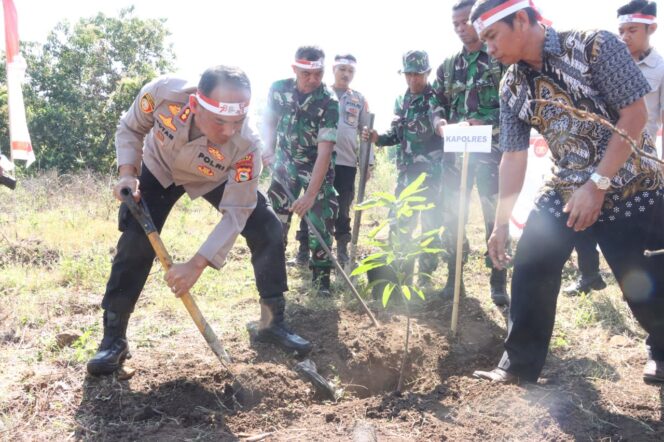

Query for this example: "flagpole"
[2,0,35,168]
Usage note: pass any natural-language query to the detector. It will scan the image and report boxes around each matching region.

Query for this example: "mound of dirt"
[288,307,449,397]
[64,294,513,440]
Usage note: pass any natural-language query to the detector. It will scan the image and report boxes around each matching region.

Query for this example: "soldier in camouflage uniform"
[294,54,370,268]
[431,0,508,306]
[262,46,339,296]
[366,50,444,282]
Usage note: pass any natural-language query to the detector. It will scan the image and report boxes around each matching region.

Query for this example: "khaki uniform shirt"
[637,48,664,141]
[116,76,263,269]
[334,87,371,168]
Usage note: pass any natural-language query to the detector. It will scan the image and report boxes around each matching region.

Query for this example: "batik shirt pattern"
[500,27,664,222]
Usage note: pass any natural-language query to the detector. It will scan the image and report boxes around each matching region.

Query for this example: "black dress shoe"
[643,360,664,383]
[563,273,607,296]
[473,368,520,384]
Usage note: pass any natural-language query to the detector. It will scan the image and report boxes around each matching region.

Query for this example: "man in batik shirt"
[468,0,664,385]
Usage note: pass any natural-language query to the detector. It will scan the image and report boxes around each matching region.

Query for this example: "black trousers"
[296,164,357,244]
[102,166,288,314]
[441,152,501,266]
[572,231,601,277]
[499,196,664,381]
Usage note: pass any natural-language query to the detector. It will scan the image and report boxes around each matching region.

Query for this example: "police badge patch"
[197,165,214,177]
[235,166,252,182]
[233,153,254,182]
[168,104,182,116]
[158,114,177,131]
[140,93,155,114]
[179,107,192,124]
[208,145,225,162]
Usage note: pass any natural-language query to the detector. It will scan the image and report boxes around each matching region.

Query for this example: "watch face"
[594,175,610,190]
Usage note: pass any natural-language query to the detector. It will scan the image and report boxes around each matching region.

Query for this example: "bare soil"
[3,277,663,442]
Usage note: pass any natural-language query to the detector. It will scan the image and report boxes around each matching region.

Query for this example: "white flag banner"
[3,0,34,167]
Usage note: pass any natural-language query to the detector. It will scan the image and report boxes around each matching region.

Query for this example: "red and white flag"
[2,0,34,167]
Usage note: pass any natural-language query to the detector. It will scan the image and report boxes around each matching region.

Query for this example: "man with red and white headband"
[293,54,370,269]
[618,1,664,149]
[564,1,664,298]
[263,46,339,296]
[467,0,664,385]
[87,66,312,376]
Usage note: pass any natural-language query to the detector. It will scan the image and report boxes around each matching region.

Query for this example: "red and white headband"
[195,91,249,116]
[293,58,324,70]
[333,58,356,68]
[473,0,549,34]
[619,13,657,25]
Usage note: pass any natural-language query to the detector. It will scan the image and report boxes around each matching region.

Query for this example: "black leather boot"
[439,263,465,299]
[87,310,131,376]
[490,268,509,306]
[253,297,312,355]
[312,267,332,297]
[336,238,350,268]
[295,240,310,266]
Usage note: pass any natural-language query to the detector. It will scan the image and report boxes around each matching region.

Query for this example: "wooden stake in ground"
[348,113,375,274]
[120,188,232,367]
[451,144,470,336]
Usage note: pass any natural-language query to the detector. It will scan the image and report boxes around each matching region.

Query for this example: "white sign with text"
[443,124,493,153]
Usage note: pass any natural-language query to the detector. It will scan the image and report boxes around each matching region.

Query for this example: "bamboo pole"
[451,145,470,335]
[348,113,375,274]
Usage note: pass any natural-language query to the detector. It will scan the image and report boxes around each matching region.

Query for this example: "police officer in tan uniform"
[87,66,312,376]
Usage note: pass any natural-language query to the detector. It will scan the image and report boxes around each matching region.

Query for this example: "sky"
[3,0,664,131]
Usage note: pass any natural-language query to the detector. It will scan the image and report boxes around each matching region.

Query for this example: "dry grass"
[1,153,662,441]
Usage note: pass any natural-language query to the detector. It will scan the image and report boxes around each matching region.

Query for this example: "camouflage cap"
[400,50,430,74]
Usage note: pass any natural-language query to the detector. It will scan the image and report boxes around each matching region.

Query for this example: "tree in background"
[1,7,174,173]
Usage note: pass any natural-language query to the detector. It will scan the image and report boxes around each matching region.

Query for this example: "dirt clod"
[55,331,80,348]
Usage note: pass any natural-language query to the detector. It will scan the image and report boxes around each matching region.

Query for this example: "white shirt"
[637,48,664,141]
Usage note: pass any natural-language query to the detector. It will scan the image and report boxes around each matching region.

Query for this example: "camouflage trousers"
[268,161,338,269]
[441,152,501,267]
[394,165,444,277]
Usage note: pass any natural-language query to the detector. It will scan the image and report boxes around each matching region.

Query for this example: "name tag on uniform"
[444,124,493,153]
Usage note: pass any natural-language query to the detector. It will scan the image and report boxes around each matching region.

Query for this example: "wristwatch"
[590,172,611,190]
